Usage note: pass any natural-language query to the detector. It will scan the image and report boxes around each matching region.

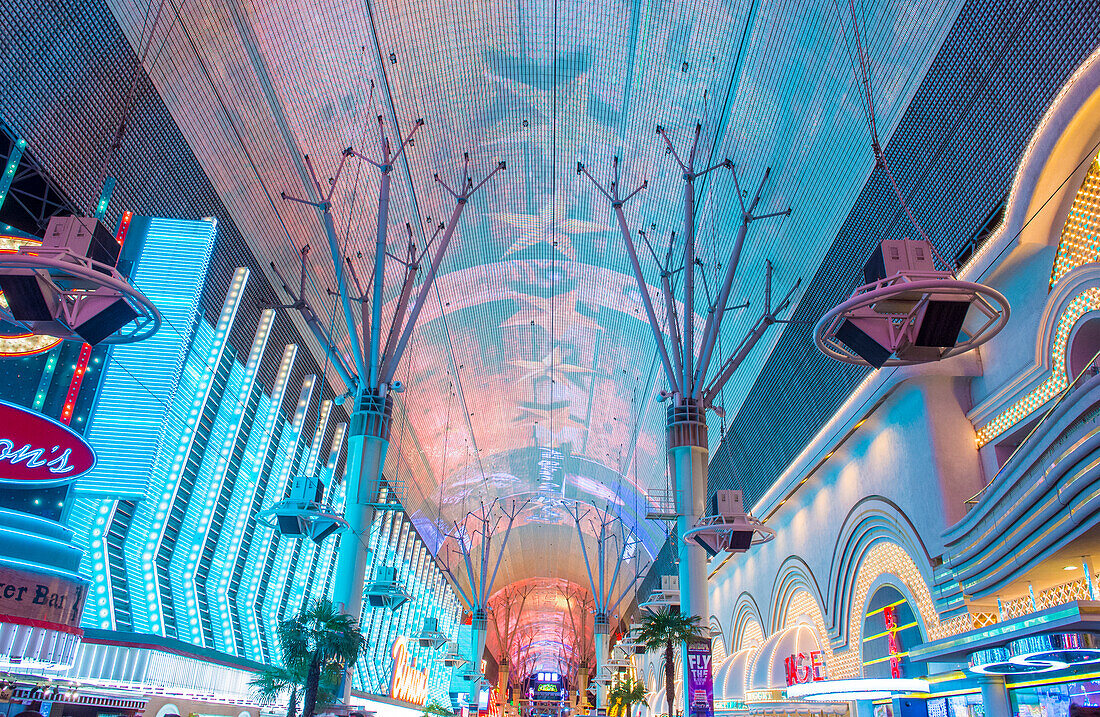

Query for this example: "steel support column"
[978,675,1011,717]
[470,609,489,707]
[332,392,392,702]
[593,624,609,710]
[668,400,708,717]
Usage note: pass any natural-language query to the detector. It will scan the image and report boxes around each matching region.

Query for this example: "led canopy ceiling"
[100,0,970,667]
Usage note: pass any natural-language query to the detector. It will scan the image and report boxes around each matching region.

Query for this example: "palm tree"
[251,665,301,717]
[278,599,367,717]
[634,609,703,717]
[250,655,344,717]
[608,677,647,717]
[421,703,454,717]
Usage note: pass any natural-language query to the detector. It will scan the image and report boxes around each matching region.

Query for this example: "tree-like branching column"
[563,502,648,710]
[489,582,536,710]
[436,500,529,706]
[280,116,505,703]
[579,125,798,717]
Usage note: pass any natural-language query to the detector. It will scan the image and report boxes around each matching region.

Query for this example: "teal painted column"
[979,675,1012,717]
[668,401,709,717]
[332,393,392,702]
[469,610,488,707]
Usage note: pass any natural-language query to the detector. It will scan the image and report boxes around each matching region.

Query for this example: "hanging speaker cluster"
[257,472,347,544]
[682,489,775,558]
[364,565,411,609]
[0,216,160,346]
[815,239,1009,368]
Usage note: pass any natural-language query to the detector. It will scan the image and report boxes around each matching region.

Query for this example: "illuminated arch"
[969,43,1100,445]
[826,541,973,679]
[775,588,835,676]
[770,556,826,634]
[730,592,765,652]
[965,44,1100,271]
[708,615,727,662]
[976,267,1100,444]
[826,497,934,646]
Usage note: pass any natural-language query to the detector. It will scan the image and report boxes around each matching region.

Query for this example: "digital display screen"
[927,698,948,717]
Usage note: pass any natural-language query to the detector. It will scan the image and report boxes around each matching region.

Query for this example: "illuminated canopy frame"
[786,678,930,701]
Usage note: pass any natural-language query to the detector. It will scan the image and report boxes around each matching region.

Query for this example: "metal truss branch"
[702,261,801,404]
[578,159,680,393]
[693,166,791,399]
[378,159,505,385]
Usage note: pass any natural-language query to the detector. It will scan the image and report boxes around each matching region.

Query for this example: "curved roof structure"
[100,0,965,673]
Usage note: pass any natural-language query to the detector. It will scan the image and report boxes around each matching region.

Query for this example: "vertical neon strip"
[33,347,60,410]
[76,495,120,631]
[75,217,215,638]
[85,499,117,629]
[259,377,317,662]
[83,216,216,497]
[306,422,347,607]
[212,343,296,655]
[115,211,133,245]
[144,268,248,635]
[94,177,115,220]
[175,308,275,646]
[0,138,26,209]
[60,343,93,425]
[239,375,314,661]
[303,399,332,476]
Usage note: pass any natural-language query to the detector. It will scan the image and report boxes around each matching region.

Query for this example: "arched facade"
[706,43,1100,698]
[731,593,765,652]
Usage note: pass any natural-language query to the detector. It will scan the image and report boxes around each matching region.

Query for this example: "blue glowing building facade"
[58,215,460,704]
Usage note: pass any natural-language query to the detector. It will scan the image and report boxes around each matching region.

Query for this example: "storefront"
[908,601,1100,717]
[706,622,849,717]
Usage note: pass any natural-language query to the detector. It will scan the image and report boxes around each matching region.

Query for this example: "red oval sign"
[0,400,95,486]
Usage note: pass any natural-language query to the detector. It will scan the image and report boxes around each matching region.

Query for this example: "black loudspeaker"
[692,535,718,558]
[311,521,340,544]
[72,293,138,345]
[0,272,57,321]
[915,298,969,347]
[836,319,891,368]
[276,513,305,535]
[863,243,887,284]
[726,529,754,552]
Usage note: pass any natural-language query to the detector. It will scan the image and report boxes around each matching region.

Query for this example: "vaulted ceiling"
[105,0,965,672]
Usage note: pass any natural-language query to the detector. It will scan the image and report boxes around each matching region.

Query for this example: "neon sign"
[0,400,95,486]
[969,633,1100,674]
[883,605,903,678]
[784,651,826,686]
[390,637,429,705]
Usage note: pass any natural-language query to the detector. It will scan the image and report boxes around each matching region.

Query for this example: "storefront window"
[1011,680,1100,717]
[948,692,985,717]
